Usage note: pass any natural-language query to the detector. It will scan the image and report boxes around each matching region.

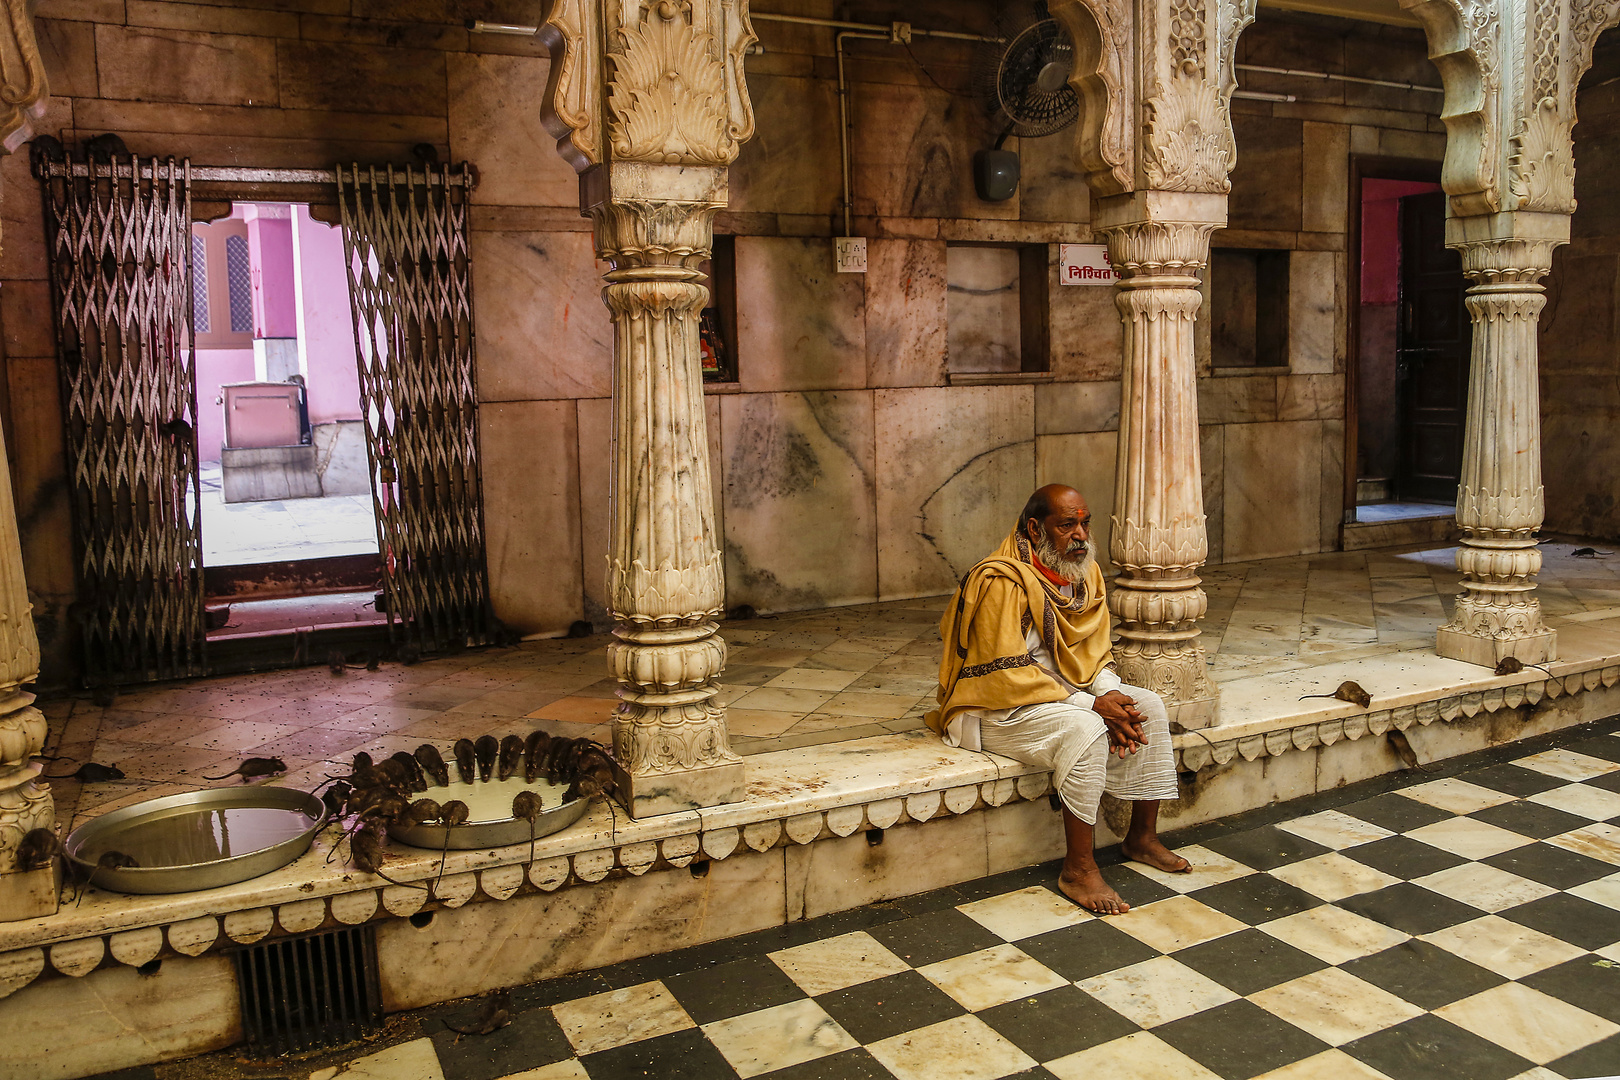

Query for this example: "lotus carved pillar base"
[589,164,743,818]
[0,693,56,920]
[1436,215,1568,669]
[1098,195,1224,729]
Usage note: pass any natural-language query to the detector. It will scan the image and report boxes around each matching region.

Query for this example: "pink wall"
[295,206,364,426]
[244,207,299,339]
[1361,178,1442,303]
[195,347,256,462]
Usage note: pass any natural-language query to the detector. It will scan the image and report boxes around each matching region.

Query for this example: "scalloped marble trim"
[1174,665,1620,771]
[0,772,1055,998]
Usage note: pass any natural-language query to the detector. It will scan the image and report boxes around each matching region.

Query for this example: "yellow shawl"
[926,527,1114,737]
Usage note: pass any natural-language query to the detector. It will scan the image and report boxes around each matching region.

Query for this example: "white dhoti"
[976,683,1178,825]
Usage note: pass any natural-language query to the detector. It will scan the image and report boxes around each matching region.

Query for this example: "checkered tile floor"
[113,726,1620,1080]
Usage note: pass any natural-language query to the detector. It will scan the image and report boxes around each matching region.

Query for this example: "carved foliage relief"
[1140,0,1251,193]
[541,0,756,172]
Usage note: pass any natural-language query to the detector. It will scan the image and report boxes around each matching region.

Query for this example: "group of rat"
[14,730,616,887]
[319,731,615,881]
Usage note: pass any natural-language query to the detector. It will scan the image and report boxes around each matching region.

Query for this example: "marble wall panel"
[850,81,1017,221]
[94,25,276,106]
[1540,251,1619,371]
[946,246,1021,373]
[447,53,580,209]
[1049,266,1124,382]
[722,391,877,613]
[730,74,841,218]
[277,41,448,117]
[1198,374,1279,425]
[1018,130,1091,225]
[0,956,239,1079]
[1035,431,1118,572]
[1321,418,1346,551]
[1223,420,1324,562]
[480,400,583,636]
[1301,122,1351,235]
[1229,114,1303,234]
[36,18,97,99]
[1,281,54,360]
[785,811,988,921]
[1035,380,1121,435]
[471,231,613,402]
[736,237,867,393]
[1278,374,1345,421]
[1289,250,1338,375]
[0,105,62,282]
[1201,425,1225,565]
[8,356,75,685]
[378,848,786,1010]
[875,385,1034,599]
[865,239,948,388]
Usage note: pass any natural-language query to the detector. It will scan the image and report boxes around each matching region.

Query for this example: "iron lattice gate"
[335,164,491,653]
[34,151,205,685]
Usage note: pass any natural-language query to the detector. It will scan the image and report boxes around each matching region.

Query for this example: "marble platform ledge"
[0,732,1057,999]
[1174,619,1620,771]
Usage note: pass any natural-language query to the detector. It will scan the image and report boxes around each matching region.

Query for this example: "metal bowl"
[386,776,590,851]
[64,786,329,895]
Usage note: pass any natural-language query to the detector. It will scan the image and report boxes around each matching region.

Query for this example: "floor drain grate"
[232,924,383,1055]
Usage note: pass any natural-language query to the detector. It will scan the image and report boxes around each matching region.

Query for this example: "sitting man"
[927,483,1189,914]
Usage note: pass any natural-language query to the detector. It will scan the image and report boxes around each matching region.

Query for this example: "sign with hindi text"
[1059,243,1121,286]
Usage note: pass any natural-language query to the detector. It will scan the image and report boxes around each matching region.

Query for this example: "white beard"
[1034,533,1095,586]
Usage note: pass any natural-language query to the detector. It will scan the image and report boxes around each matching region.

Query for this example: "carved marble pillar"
[1098,195,1223,728]
[540,0,754,816]
[0,0,53,918]
[1436,215,1568,667]
[590,167,744,816]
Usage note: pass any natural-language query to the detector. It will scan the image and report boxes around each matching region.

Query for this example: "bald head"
[1019,485,1095,584]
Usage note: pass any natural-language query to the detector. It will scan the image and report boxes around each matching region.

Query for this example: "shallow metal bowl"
[386,776,590,851]
[64,785,329,895]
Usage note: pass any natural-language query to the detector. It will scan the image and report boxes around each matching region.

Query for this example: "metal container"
[386,777,590,851]
[64,786,329,895]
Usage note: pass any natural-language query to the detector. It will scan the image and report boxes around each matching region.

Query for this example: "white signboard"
[1059,243,1121,286]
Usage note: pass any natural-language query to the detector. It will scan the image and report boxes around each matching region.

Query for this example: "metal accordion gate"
[335,163,491,654]
[33,150,206,686]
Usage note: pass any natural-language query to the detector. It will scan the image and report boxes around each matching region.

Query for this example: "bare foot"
[1058,868,1131,914]
[1122,836,1191,873]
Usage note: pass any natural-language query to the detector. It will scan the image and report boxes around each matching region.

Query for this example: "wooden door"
[1395,191,1471,502]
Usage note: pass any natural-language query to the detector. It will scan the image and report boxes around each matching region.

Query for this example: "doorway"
[35,147,494,686]
[190,202,384,638]
[1352,169,1467,520]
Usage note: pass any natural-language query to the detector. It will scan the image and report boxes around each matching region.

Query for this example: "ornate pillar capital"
[540,2,750,816]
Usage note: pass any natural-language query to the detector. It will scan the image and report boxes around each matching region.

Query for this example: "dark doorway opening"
[1351,166,1466,521]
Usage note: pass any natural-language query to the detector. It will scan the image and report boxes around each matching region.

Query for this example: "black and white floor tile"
[107,725,1620,1080]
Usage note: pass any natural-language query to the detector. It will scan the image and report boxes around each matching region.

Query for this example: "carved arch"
[1568,1,1620,126]
[1049,0,1134,196]
[1399,0,1501,215]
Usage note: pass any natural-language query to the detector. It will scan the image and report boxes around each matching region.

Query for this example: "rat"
[348,826,423,890]
[14,829,59,871]
[1387,729,1425,771]
[545,736,580,782]
[474,735,499,782]
[414,744,449,787]
[433,800,470,893]
[446,990,512,1038]
[496,735,525,781]
[44,761,125,782]
[452,739,476,784]
[1494,656,1553,676]
[512,790,543,862]
[1298,681,1372,709]
[406,798,443,826]
[389,752,427,793]
[524,730,553,783]
[1573,547,1613,558]
[203,757,287,782]
[96,850,140,870]
[321,780,353,820]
